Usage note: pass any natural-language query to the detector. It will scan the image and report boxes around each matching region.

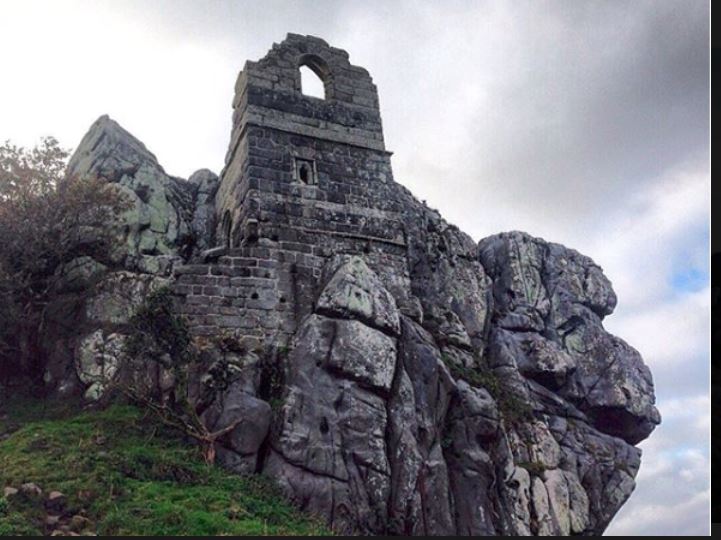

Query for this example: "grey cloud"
[446,1,707,238]
[607,394,710,535]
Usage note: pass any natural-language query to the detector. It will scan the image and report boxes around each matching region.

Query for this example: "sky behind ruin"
[0,1,710,534]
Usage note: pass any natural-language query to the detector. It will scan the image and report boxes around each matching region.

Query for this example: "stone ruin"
[42,34,660,535]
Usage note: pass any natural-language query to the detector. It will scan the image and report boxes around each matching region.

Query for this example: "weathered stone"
[188,169,219,253]
[46,491,67,512]
[481,232,660,445]
[44,33,659,537]
[445,381,503,535]
[565,470,590,534]
[269,312,392,533]
[325,319,396,392]
[66,114,198,266]
[316,256,400,335]
[69,514,91,533]
[202,379,271,474]
[544,469,571,535]
[531,476,554,535]
[85,271,170,326]
[75,330,124,401]
[20,482,43,497]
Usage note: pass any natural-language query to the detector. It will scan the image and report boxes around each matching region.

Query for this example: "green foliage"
[125,286,195,369]
[123,287,222,461]
[0,137,131,384]
[444,357,533,425]
[445,360,500,394]
[0,400,330,536]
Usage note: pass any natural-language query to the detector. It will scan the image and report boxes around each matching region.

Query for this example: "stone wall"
[215,33,396,248]
[173,237,412,348]
[180,33,412,345]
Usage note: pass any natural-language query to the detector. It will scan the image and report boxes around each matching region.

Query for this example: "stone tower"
[215,33,404,253]
[177,34,414,344]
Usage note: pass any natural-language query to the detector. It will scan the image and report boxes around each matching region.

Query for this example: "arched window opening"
[300,64,326,99]
[222,211,232,249]
[294,158,316,185]
[299,163,310,183]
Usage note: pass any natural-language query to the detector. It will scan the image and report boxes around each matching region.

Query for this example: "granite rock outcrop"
[43,34,659,535]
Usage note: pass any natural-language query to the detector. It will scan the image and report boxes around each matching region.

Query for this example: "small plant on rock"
[121,287,244,465]
[444,355,533,425]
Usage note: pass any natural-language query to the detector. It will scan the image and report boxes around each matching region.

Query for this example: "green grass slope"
[0,400,329,536]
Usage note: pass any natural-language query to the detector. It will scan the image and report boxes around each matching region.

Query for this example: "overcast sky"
[0,0,710,535]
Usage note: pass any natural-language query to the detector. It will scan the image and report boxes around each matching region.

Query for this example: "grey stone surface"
[479,231,660,445]
[67,115,196,265]
[202,378,271,474]
[45,34,659,536]
[316,256,401,335]
[75,330,124,401]
[188,168,220,253]
[85,271,170,326]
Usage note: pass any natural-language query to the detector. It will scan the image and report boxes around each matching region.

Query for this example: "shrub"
[444,356,533,425]
[0,138,129,384]
[122,288,248,465]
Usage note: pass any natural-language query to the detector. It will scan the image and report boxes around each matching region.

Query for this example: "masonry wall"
[175,34,415,345]
[173,239,411,347]
[243,127,404,244]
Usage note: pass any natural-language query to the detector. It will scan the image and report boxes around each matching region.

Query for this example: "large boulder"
[259,245,657,536]
[43,117,220,400]
[67,115,219,267]
[479,231,660,445]
[67,115,196,267]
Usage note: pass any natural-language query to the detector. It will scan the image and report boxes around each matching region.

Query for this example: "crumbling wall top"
[242,33,380,110]
[225,33,387,161]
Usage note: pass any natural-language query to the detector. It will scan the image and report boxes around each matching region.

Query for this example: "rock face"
[45,34,659,535]
[41,117,217,398]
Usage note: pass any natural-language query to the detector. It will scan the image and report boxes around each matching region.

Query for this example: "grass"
[0,399,329,536]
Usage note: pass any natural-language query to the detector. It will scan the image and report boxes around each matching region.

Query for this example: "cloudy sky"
[0,0,710,535]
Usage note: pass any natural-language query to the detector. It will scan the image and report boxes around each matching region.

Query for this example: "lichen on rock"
[40,34,659,536]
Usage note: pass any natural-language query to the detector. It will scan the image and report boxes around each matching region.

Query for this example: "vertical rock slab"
[267,258,398,533]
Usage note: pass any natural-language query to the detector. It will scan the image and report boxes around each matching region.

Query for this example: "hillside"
[0,399,329,536]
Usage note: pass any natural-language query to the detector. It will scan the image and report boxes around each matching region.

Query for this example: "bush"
[122,288,250,465]
[0,137,129,384]
[125,287,195,370]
